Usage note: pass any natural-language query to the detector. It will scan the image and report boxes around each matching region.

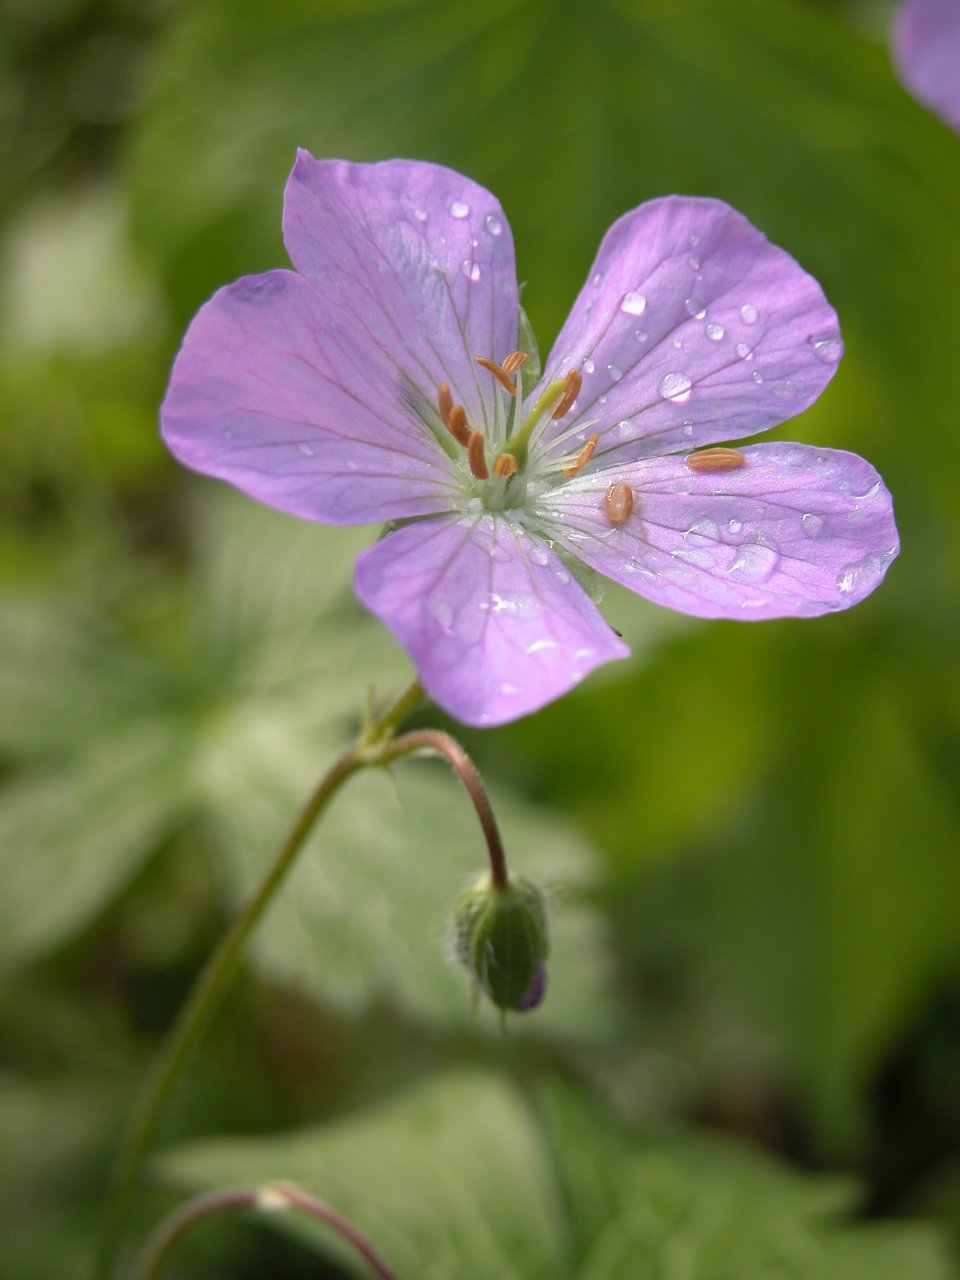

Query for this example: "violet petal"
[540,443,899,619]
[354,515,628,726]
[161,269,460,525]
[283,152,519,430]
[536,197,841,463]
[893,0,960,133]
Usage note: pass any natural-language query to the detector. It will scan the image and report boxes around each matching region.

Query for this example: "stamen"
[446,404,472,447]
[551,370,582,420]
[562,432,599,477]
[604,482,634,525]
[467,430,489,479]
[476,355,517,396]
[438,382,454,426]
[686,447,745,473]
[501,351,530,376]
[493,452,519,478]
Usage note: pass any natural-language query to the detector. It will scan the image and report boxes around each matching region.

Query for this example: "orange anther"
[551,369,582,420]
[476,355,517,396]
[562,432,599,478]
[604,482,634,525]
[467,430,489,479]
[438,382,453,426]
[446,403,471,446]
[686,447,745,473]
[501,351,530,376]
[493,452,519,478]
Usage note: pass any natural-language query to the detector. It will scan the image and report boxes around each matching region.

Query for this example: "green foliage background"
[1,0,959,1276]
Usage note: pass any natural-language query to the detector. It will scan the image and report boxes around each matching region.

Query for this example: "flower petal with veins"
[538,444,899,619]
[537,198,842,463]
[354,514,627,727]
[162,269,459,525]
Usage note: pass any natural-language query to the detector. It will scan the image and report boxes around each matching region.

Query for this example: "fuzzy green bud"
[453,874,548,1012]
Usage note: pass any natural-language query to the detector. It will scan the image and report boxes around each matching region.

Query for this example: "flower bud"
[453,874,548,1012]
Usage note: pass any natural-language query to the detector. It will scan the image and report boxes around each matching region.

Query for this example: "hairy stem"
[96,680,423,1279]
[382,729,508,887]
[130,1184,403,1280]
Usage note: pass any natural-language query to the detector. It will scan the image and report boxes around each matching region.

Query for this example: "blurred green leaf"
[0,494,616,1036]
[161,1070,954,1279]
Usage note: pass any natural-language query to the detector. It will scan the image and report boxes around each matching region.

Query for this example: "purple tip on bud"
[514,963,547,1012]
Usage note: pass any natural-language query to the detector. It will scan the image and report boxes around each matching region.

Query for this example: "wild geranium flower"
[893,0,960,133]
[161,152,898,727]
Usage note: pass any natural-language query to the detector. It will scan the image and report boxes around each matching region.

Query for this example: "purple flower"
[161,152,898,728]
[893,0,960,133]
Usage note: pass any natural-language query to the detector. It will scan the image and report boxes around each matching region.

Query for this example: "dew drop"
[461,259,481,281]
[583,358,596,374]
[607,363,624,383]
[592,271,604,287]
[297,442,315,456]
[681,420,694,437]
[500,682,521,696]
[598,394,608,405]
[658,371,692,402]
[634,328,648,343]
[735,342,753,361]
[555,567,571,584]
[751,369,763,384]
[739,303,758,324]
[620,291,647,315]
[428,597,455,630]
[705,322,725,341]
[672,337,683,349]
[413,207,428,222]
[688,255,700,270]
[801,512,824,539]
[727,531,780,583]
[450,200,470,218]
[528,542,550,566]
[684,298,707,319]
[684,517,720,545]
[689,233,701,247]
[484,213,503,236]
[526,637,558,654]
[615,419,632,439]
[727,518,743,535]
[854,481,882,501]
[809,334,843,364]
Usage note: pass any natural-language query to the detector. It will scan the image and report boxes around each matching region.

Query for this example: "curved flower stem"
[97,680,423,1280]
[382,729,508,887]
[129,1184,403,1280]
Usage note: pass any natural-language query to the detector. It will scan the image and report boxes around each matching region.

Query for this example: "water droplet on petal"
[705,322,725,341]
[727,530,780,583]
[555,567,571,584]
[583,358,595,374]
[801,512,824,539]
[297,442,315,456]
[592,271,604,287]
[461,259,481,281]
[528,542,550,566]
[854,481,881,501]
[688,233,701,247]
[685,298,707,319]
[615,419,632,439]
[413,207,428,222]
[672,337,683,349]
[607,363,623,382]
[634,328,648,343]
[429,597,455,631]
[809,334,843,364]
[620,291,646,315]
[484,213,503,235]
[739,303,758,324]
[727,518,743,535]
[598,394,608,405]
[659,371,692,402]
[450,200,470,218]
[681,420,694,437]
[688,255,700,270]
[736,342,753,360]
[500,681,521,695]
[685,517,720,545]
[751,369,763,384]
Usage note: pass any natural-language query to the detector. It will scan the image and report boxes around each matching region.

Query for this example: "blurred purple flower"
[893,0,960,133]
[161,152,898,727]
